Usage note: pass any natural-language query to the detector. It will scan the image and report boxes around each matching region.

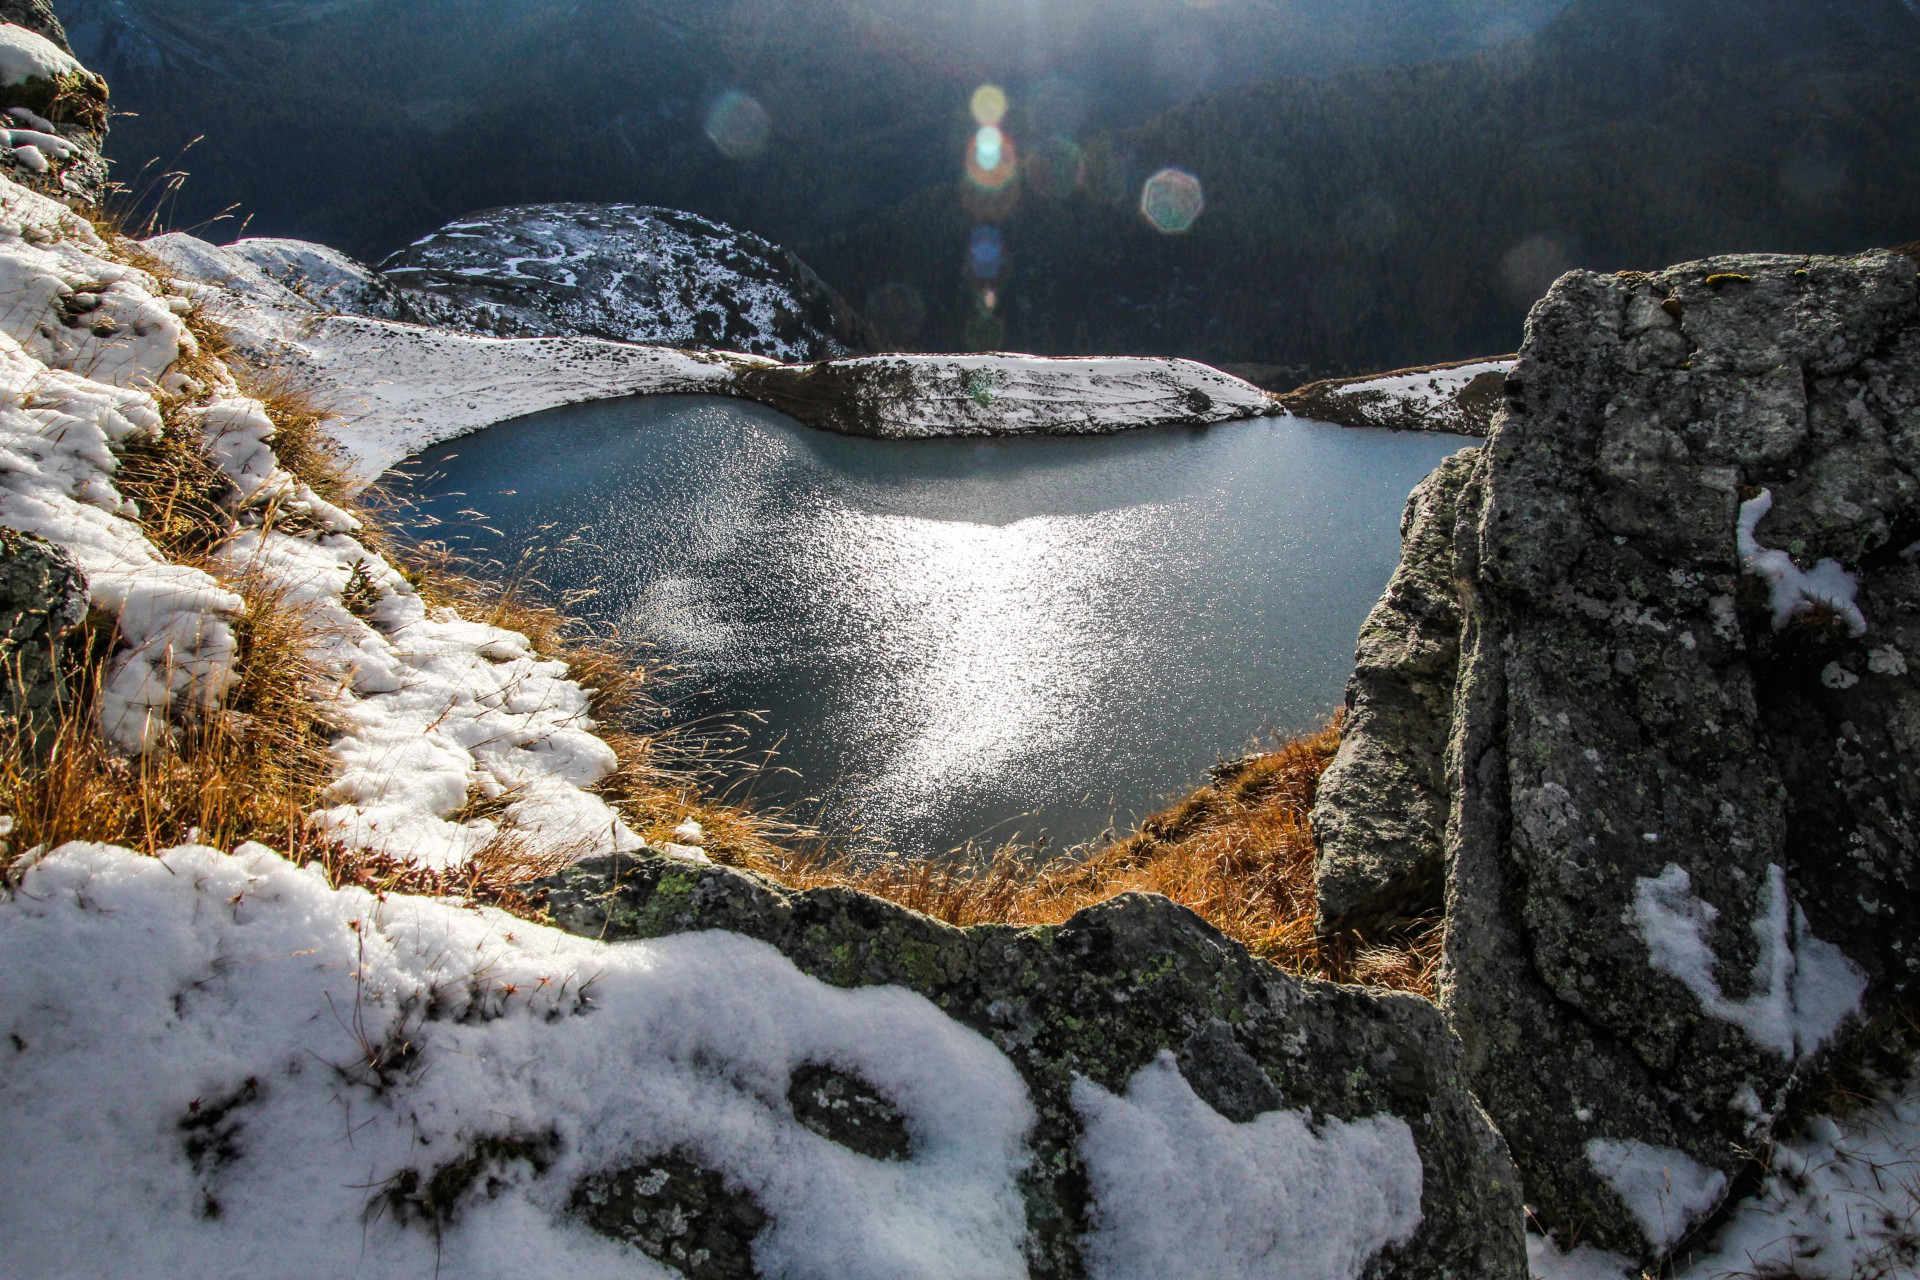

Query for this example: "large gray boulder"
[0,527,87,741]
[536,852,1527,1280]
[1316,247,1920,1263]
[378,204,877,362]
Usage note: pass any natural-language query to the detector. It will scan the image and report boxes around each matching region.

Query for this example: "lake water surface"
[381,395,1472,856]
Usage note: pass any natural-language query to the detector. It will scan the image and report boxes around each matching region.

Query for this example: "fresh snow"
[1536,1072,1920,1278]
[786,351,1275,439]
[1331,359,1512,407]
[1584,1138,1729,1252]
[1633,862,1867,1060]
[1737,489,1868,636]
[0,21,81,85]
[1072,1051,1423,1279]
[0,841,1036,1278]
[0,172,655,866]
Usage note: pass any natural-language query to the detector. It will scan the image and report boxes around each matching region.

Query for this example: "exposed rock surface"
[734,352,1275,439]
[1315,249,1920,1262]
[1312,449,1477,936]
[0,527,86,738]
[378,203,877,362]
[1280,358,1513,436]
[537,851,1527,1280]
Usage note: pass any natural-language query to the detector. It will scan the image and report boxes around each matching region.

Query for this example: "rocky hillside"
[378,204,878,362]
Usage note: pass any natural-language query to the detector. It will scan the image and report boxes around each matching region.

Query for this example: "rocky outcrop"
[379,204,877,362]
[0,19,108,201]
[1315,248,1920,1263]
[733,353,1275,439]
[1312,450,1477,936]
[1278,358,1513,436]
[537,851,1527,1280]
[0,528,86,741]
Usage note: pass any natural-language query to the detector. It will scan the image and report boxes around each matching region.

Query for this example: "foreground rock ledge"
[1313,248,1920,1262]
[537,852,1525,1280]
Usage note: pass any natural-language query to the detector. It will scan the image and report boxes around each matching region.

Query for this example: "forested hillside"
[807,0,1920,369]
[58,0,1563,258]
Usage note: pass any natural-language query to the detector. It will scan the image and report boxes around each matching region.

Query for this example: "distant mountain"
[55,0,1571,258]
[807,0,1920,370]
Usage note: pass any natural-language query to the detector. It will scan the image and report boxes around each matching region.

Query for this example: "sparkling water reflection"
[382,396,1472,856]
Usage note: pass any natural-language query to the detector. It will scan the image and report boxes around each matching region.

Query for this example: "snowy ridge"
[0,175,661,867]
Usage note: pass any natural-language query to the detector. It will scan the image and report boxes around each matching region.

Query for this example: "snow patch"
[1072,1051,1423,1280]
[0,841,1037,1278]
[1585,1138,1728,1252]
[1335,359,1512,406]
[1737,490,1866,636]
[0,22,81,86]
[1633,863,1866,1059]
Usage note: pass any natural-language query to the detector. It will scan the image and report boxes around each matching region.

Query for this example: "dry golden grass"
[0,574,341,869]
[704,715,1443,998]
[5,245,1435,994]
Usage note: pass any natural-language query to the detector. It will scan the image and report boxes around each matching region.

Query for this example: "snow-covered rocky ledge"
[1277,356,1513,436]
[0,173,657,867]
[144,233,1277,485]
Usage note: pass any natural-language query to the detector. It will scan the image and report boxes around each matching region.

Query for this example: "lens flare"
[1025,135,1086,199]
[965,125,1017,191]
[970,84,1008,127]
[705,90,770,161]
[1139,167,1204,234]
[968,225,1003,279]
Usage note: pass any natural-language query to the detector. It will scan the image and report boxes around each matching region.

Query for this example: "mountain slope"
[807,0,1920,368]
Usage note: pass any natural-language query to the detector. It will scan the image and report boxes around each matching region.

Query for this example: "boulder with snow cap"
[1312,246,1920,1263]
[537,851,1527,1280]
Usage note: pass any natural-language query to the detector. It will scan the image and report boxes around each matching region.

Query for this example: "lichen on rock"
[1313,245,1920,1263]
[537,850,1528,1280]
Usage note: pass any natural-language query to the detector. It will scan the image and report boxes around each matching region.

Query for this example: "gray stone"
[571,1150,768,1280]
[1312,448,1478,936]
[377,204,876,362]
[785,1063,912,1161]
[0,0,70,50]
[0,528,87,742]
[536,852,1527,1280]
[1313,248,1920,1263]
[0,9,108,203]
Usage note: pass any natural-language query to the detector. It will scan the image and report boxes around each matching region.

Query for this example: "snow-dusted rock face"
[735,352,1276,438]
[1311,248,1920,1265]
[536,851,1528,1280]
[380,203,878,362]
[1279,357,1512,436]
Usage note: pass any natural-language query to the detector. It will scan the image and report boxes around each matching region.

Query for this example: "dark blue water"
[382,395,1471,856]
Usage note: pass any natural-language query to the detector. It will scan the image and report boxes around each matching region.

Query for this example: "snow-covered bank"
[0,175,655,867]
[146,233,1278,485]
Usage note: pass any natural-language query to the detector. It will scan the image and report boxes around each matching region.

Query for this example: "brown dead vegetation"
[5,232,1435,995]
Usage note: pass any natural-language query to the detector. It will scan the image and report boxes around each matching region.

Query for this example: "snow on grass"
[0,168,657,867]
[1332,359,1512,407]
[1535,1072,1920,1279]
[0,171,246,751]
[0,840,1037,1278]
[1634,863,1866,1060]
[1738,489,1868,636]
[1072,1051,1423,1279]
